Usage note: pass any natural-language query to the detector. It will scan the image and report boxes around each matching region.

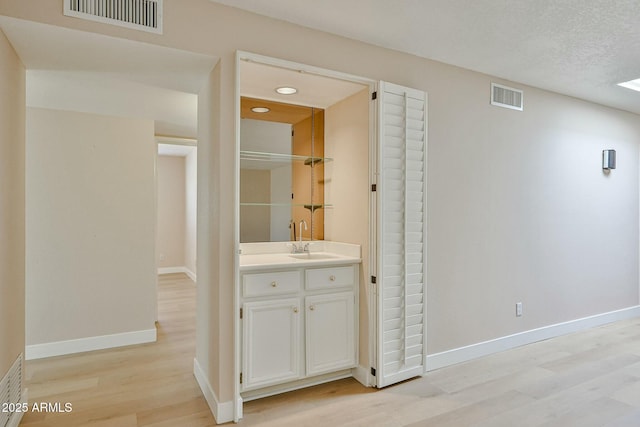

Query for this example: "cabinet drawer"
[243,271,301,297]
[306,265,354,290]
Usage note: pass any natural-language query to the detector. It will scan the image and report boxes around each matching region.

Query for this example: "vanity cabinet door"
[305,291,355,376]
[242,298,302,390]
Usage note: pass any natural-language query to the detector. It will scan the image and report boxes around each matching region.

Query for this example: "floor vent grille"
[0,354,23,427]
[64,0,163,34]
[491,83,523,111]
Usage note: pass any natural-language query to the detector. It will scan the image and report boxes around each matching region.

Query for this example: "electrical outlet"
[516,302,523,317]
[159,254,165,262]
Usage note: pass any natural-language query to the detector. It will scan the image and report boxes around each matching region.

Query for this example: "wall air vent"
[491,83,523,111]
[64,0,163,34]
[0,353,24,427]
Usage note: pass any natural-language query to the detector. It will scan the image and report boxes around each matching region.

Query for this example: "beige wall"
[2,0,640,416]
[185,148,197,276]
[195,66,216,398]
[427,85,640,352]
[157,155,186,269]
[196,58,236,404]
[26,107,157,345]
[240,169,270,243]
[0,29,25,378]
[325,89,371,367]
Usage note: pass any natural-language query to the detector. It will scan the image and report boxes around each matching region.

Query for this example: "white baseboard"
[427,305,640,371]
[158,266,186,274]
[26,328,157,360]
[158,266,196,282]
[193,358,234,424]
[6,390,28,427]
[236,396,243,420]
[352,365,370,387]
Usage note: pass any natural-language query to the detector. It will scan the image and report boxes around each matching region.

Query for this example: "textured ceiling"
[211,0,640,115]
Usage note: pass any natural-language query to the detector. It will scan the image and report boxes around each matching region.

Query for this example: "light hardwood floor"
[20,274,640,426]
[20,273,216,427]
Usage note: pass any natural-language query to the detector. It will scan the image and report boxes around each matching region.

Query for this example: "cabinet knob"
[271,281,277,287]
[309,305,315,311]
[293,307,299,313]
[329,275,336,282]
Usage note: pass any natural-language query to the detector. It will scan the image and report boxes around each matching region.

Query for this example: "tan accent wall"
[292,110,324,240]
[0,28,25,380]
[26,108,157,345]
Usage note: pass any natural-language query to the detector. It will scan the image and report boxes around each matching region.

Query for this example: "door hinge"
[240,308,243,319]
[371,276,377,284]
[370,367,376,377]
[371,184,377,192]
[371,91,377,100]
[240,372,243,384]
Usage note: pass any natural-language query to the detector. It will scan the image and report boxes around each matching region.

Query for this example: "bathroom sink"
[289,252,341,260]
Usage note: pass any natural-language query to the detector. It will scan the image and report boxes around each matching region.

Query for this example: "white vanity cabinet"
[305,291,355,376]
[240,262,358,395]
[242,298,302,390]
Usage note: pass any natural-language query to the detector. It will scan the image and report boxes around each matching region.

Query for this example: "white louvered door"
[375,81,427,388]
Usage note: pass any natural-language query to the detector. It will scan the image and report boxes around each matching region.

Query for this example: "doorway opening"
[234,51,376,421]
[156,138,198,282]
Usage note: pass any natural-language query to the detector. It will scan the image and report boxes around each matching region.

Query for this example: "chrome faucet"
[290,220,309,253]
[299,219,307,243]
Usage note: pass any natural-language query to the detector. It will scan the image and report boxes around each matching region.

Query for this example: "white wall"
[157,155,186,269]
[0,28,25,379]
[26,107,157,352]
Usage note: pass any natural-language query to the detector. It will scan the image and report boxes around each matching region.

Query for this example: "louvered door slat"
[376,81,427,388]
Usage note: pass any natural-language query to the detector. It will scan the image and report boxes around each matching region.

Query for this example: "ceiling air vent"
[64,0,163,34]
[491,83,523,111]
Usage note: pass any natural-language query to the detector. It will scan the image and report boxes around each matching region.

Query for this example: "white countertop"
[239,241,362,271]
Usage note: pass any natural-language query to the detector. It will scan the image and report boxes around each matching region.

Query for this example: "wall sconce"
[603,149,616,170]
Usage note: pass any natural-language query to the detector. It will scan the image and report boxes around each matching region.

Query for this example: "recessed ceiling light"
[618,78,640,92]
[275,86,298,95]
[251,107,270,113]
